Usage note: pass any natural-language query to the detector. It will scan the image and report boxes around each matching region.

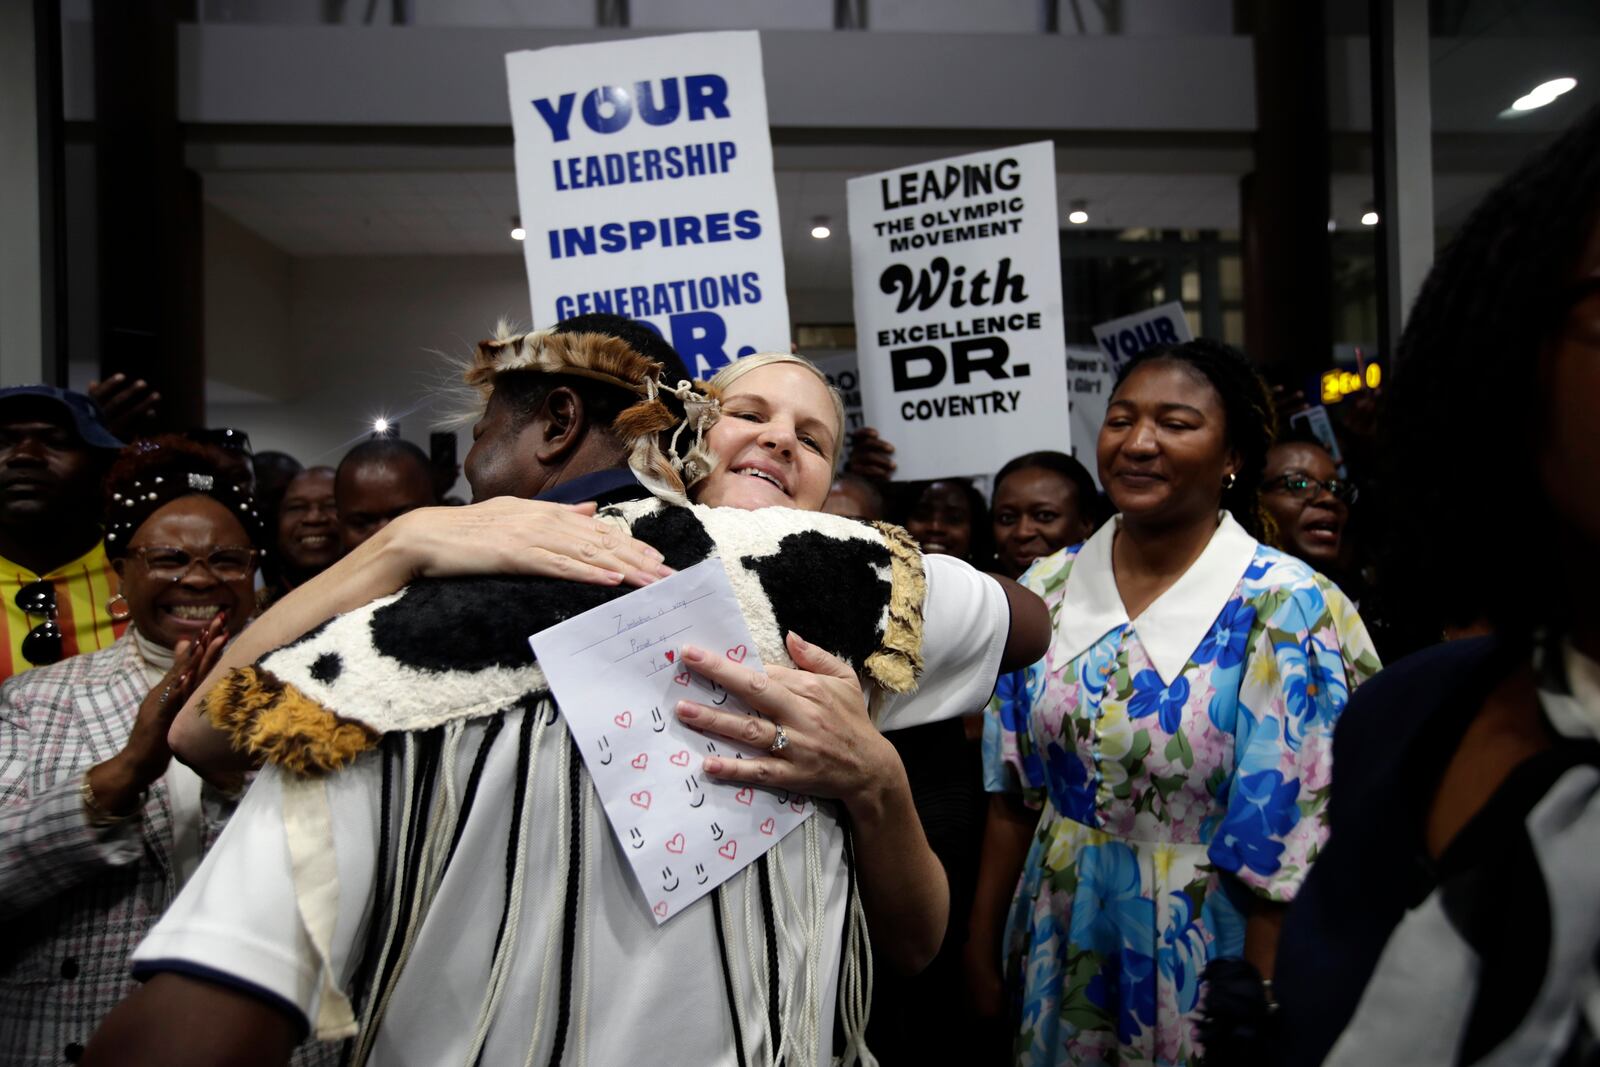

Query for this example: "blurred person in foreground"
[334,438,437,552]
[0,436,298,1066]
[0,387,126,681]
[972,339,1379,1066]
[1230,104,1600,1067]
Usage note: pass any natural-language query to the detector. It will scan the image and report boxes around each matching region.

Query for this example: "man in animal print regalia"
[87,318,1047,1067]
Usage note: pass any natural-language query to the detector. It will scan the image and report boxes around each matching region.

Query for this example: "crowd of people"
[0,104,1596,1067]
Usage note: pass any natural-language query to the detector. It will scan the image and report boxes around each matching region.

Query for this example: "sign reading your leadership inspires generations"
[506,32,791,377]
[1090,301,1192,373]
[846,142,1070,481]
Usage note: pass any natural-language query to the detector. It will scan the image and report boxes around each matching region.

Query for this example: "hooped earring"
[106,592,131,622]
[1223,472,1238,490]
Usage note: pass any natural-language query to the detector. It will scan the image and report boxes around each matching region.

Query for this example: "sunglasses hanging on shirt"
[15,579,63,666]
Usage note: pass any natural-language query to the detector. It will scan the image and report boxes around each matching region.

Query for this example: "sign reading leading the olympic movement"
[506,32,791,378]
[846,142,1070,481]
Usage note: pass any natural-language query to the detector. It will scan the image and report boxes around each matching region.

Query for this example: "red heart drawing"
[631,753,648,770]
[673,671,690,686]
[665,833,685,854]
[726,644,748,664]
[760,817,776,835]
[790,798,806,813]
[669,750,690,767]
[718,840,738,861]
[665,650,676,663]
[614,711,632,729]
[653,901,669,918]
[630,791,651,810]
[734,787,754,806]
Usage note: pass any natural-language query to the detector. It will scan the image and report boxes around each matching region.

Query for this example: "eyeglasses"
[128,545,258,581]
[1263,473,1359,504]
[14,579,62,666]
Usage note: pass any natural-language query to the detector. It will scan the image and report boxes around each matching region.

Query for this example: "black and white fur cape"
[205,496,927,1067]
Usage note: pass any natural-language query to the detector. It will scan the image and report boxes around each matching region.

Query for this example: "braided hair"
[1112,338,1278,541]
[1382,104,1600,640]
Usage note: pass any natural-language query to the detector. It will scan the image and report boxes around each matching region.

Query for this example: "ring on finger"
[769,723,791,754]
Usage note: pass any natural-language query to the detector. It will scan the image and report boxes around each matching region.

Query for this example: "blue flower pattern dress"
[984,526,1380,1066]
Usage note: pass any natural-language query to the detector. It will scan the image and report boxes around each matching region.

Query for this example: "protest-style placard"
[1090,301,1192,373]
[506,32,791,378]
[1064,345,1112,486]
[808,351,865,437]
[846,142,1070,481]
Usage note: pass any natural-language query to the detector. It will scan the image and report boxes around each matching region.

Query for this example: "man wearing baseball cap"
[0,386,127,680]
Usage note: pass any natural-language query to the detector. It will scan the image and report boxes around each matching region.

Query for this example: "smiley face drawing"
[685,774,706,808]
[694,862,708,886]
[661,866,680,892]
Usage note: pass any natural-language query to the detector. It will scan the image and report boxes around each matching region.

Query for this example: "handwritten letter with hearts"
[529,559,814,924]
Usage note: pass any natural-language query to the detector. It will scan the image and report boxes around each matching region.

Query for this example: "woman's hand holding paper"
[673,632,905,817]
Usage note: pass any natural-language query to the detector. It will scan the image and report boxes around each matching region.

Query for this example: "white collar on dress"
[1055,511,1259,686]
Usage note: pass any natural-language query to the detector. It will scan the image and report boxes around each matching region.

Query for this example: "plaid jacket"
[0,635,236,1065]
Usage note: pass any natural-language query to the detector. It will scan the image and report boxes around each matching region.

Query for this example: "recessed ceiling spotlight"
[1327,218,1338,233]
[810,216,831,240]
[1510,76,1577,113]
[1360,208,1379,227]
[510,216,526,241]
[1067,199,1089,225]
[372,417,391,435]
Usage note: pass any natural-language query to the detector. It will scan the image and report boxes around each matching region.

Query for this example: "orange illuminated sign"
[1321,362,1381,404]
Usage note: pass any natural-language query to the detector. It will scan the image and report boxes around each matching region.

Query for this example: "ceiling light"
[1067,199,1089,225]
[372,417,390,435]
[1326,218,1337,233]
[510,216,525,241]
[810,216,831,240]
[1360,204,1379,227]
[1510,76,1577,112]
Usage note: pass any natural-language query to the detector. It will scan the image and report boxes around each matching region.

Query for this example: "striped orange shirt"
[0,539,129,682]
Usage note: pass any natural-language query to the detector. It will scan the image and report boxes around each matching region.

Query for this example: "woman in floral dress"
[969,339,1380,1066]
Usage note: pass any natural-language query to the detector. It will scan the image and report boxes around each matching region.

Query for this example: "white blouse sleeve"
[874,553,1009,733]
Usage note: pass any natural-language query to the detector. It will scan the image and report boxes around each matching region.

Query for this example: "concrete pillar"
[0,2,49,385]
[1242,0,1334,387]
[1370,0,1435,358]
[94,0,205,429]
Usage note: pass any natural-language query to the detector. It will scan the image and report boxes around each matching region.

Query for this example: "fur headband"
[465,325,720,505]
